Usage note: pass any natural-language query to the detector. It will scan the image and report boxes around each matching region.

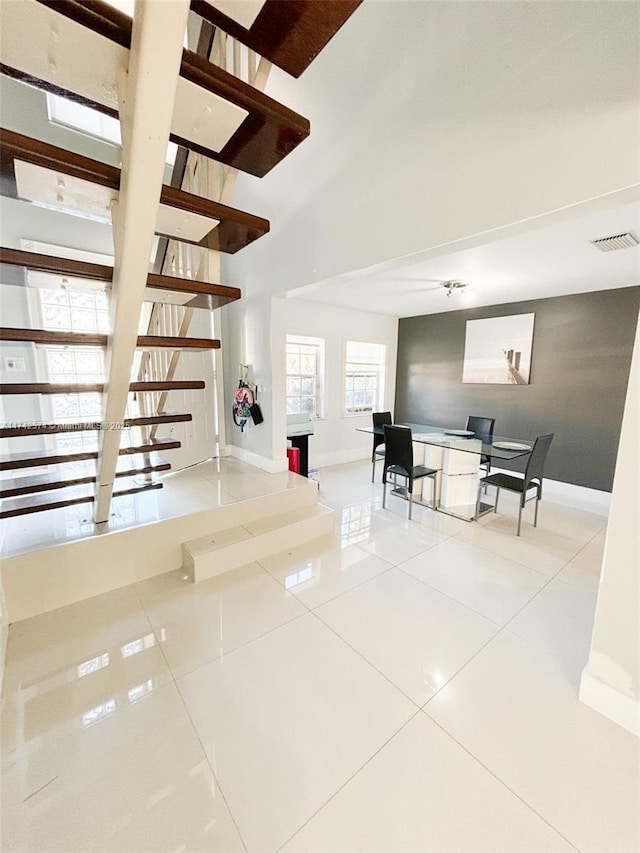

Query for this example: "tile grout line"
[309,607,424,711]
[274,708,425,853]
[422,711,582,853]
[172,674,250,853]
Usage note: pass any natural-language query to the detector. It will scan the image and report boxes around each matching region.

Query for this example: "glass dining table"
[357,422,533,521]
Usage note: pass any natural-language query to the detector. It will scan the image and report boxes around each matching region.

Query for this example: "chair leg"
[534,491,540,527]
[517,501,523,536]
[408,483,413,520]
[371,457,376,483]
[382,477,387,508]
[494,488,500,513]
[475,482,482,520]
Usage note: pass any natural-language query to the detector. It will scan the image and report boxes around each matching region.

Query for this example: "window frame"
[285,334,325,420]
[343,340,387,417]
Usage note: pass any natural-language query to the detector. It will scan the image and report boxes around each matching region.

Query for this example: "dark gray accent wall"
[395,287,640,492]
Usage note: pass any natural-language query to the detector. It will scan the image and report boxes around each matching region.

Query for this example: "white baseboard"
[490,467,610,517]
[312,448,370,468]
[227,444,289,474]
[580,669,640,737]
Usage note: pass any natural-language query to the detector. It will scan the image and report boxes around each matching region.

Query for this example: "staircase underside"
[191,0,363,78]
[1,0,313,177]
[1,129,270,254]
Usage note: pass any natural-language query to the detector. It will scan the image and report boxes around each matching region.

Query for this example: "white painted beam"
[95,0,190,522]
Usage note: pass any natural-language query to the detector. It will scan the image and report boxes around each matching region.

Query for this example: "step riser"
[185,479,319,532]
[183,506,334,583]
[1,478,322,622]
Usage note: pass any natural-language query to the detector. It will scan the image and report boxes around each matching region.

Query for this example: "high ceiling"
[287,193,640,318]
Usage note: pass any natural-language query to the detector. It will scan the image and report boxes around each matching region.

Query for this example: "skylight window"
[47,94,177,166]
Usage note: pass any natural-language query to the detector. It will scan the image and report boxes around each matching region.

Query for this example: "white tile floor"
[3,459,639,853]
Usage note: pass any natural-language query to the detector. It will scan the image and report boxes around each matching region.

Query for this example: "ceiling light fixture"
[442,279,469,297]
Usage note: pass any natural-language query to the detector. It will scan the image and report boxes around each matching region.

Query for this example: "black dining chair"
[475,433,554,536]
[466,415,496,478]
[371,411,392,482]
[382,425,438,519]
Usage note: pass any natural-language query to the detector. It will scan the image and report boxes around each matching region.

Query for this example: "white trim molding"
[227,443,289,473]
[580,668,640,737]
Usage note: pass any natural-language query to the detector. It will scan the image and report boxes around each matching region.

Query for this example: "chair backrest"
[383,424,413,478]
[524,433,554,490]
[372,411,392,450]
[466,415,495,437]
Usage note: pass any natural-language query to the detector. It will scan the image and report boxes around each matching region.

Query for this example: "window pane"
[287,397,301,414]
[52,395,79,419]
[300,377,315,396]
[286,354,300,373]
[300,354,316,374]
[69,292,95,308]
[75,352,102,374]
[42,305,71,328]
[72,308,97,331]
[47,351,75,373]
[41,288,68,306]
[300,397,314,414]
[286,376,301,395]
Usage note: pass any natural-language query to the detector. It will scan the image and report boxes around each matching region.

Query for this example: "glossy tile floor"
[3,459,639,852]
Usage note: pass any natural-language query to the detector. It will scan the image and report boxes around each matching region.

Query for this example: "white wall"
[223,0,640,468]
[283,298,398,468]
[580,314,640,735]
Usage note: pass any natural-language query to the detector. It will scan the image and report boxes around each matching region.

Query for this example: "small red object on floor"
[287,447,300,474]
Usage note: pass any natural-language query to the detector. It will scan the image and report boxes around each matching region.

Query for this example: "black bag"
[250,402,264,425]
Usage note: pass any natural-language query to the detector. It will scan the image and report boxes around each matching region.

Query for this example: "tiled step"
[182,502,334,582]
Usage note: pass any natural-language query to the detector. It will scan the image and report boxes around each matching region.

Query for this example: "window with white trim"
[344,341,386,415]
[286,335,324,417]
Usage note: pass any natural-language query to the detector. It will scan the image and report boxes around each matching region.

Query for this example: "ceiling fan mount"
[442,279,469,297]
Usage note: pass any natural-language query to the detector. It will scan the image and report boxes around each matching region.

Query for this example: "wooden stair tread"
[0,457,171,498]
[0,438,181,471]
[0,380,206,394]
[5,0,311,177]
[0,412,192,438]
[191,0,363,79]
[0,327,220,350]
[1,129,269,253]
[0,247,242,308]
[0,480,163,518]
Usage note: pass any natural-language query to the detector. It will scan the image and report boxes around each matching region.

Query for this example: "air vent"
[589,231,639,252]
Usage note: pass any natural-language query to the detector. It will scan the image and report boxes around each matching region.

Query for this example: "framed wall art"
[463,313,535,384]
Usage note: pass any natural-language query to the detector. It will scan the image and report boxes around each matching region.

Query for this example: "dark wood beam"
[190,0,363,78]
[1,129,269,253]
[0,438,181,471]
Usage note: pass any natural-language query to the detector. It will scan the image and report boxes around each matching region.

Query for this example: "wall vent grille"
[589,231,639,252]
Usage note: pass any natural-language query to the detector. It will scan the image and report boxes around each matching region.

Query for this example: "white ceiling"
[289,194,640,318]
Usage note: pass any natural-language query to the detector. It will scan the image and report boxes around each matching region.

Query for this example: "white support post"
[95,0,190,523]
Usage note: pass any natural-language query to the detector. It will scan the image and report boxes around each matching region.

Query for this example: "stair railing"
[135,28,272,447]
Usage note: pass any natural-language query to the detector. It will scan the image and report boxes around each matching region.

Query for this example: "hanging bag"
[232,381,254,432]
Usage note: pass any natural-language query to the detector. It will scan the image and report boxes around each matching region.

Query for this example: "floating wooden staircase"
[0,128,270,254]
[0,0,362,522]
[1,0,317,177]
